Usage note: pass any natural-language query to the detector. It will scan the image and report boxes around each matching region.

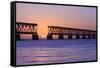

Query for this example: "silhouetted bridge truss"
[16,22,96,40]
[16,22,38,40]
[47,26,96,39]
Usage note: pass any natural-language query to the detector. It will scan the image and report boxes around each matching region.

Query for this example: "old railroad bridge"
[16,22,96,40]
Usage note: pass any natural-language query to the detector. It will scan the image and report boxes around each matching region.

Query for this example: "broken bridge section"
[47,26,96,40]
[16,22,38,40]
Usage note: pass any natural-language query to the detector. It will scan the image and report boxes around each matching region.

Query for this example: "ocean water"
[16,39,96,65]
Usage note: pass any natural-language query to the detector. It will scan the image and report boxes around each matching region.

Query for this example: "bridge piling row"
[47,34,96,40]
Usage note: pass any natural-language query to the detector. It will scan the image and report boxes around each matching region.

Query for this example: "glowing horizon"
[16,3,96,39]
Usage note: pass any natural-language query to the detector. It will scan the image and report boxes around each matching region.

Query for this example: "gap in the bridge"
[37,24,48,39]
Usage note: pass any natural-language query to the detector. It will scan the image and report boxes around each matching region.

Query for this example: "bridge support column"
[68,35,72,39]
[59,34,63,39]
[16,34,20,40]
[47,34,52,40]
[92,35,96,39]
[32,34,38,40]
[82,35,86,39]
[76,35,79,39]
[88,35,91,39]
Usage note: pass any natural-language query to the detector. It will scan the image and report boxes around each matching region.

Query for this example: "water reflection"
[16,39,96,65]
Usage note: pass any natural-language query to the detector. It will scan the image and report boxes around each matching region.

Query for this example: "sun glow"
[42,35,46,38]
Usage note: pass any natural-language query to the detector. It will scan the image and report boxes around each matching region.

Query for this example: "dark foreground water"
[16,39,96,65]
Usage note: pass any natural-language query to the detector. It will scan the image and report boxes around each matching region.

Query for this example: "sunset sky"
[16,3,96,39]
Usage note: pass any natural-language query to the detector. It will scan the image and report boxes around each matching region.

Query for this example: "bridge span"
[47,26,96,39]
[16,22,38,40]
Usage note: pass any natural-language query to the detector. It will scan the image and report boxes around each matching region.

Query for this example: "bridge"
[16,22,39,40]
[47,26,96,40]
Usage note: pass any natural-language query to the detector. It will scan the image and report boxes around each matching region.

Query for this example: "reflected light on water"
[16,39,96,65]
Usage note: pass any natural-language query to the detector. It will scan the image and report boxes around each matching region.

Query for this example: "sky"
[16,3,96,39]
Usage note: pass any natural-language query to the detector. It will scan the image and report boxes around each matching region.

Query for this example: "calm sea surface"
[16,39,96,65]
